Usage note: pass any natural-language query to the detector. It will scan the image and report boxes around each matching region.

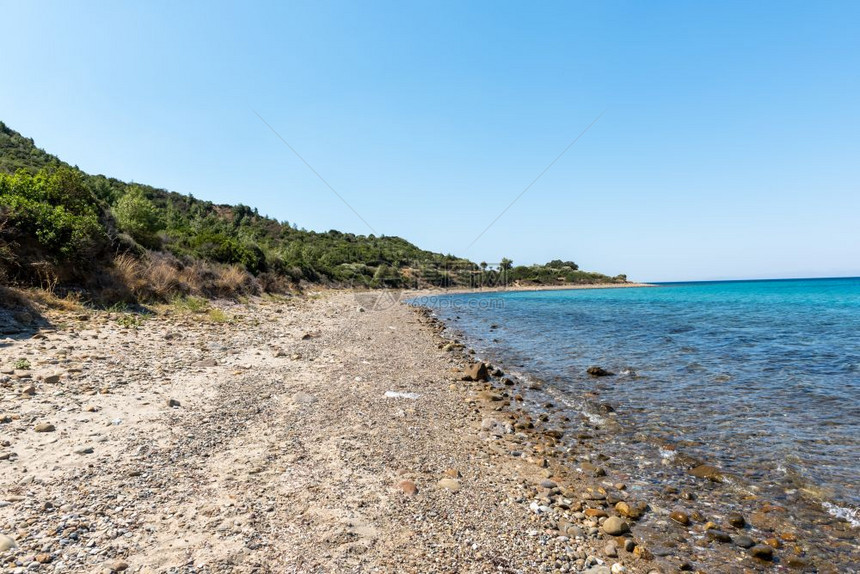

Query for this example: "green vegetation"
[0,121,627,301]
[14,358,31,370]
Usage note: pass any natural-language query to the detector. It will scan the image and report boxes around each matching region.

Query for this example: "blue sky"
[1,1,858,281]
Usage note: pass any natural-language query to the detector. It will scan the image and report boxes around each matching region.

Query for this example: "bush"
[113,187,164,248]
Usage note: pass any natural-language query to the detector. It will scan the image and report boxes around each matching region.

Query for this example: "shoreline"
[1,291,856,572]
[420,293,860,573]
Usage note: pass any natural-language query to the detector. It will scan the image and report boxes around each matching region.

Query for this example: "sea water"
[423,278,860,526]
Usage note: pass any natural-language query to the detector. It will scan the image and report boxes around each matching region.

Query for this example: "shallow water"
[421,278,860,524]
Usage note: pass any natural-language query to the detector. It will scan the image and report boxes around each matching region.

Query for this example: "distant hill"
[0,121,625,303]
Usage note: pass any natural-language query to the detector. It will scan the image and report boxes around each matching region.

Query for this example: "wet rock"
[623,539,636,552]
[734,535,755,548]
[727,512,746,528]
[786,556,810,569]
[670,510,690,526]
[689,464,724,482]
[587,366,614,377]
[462,362,489,382]
[34,422,55,432]
[602,516,629,535]
[750,544,774,561]
[397,480,418,496]
[477,390,503,402]
[438,478,461,492]
[706,530,732,543]
[615,500,648,520]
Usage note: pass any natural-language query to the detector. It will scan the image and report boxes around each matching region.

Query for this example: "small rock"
[750,544,774,561]
[462,362,489,382]
[21,385,36,396]
[615,500,648,520]
[670,510,690,525]
[707,529,732,543]
[727,512,746,528]
[73,446,94,455]
[34,554,51,564]
[0,534,16,551]
[604,542,618,557]
[193,358,218,368]
[540,479,557,489]
[443,468,461,478]
[43,374,61,384]
[438,478,461,492]
[689,464,724,482]
[396,480,418,496]
[292,392,317,404]
[587,366,614,377]
[110,561,129,572]
[167,398,181,408]
[34,423,55,433]
[734,535,755,548]
[602,516,629,535]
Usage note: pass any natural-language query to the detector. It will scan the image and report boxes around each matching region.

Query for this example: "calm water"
[426,277,860,523]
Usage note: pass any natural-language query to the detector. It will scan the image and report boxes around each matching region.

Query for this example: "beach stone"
[438,478,461,492]
[586,366,614,377]
[21,385,36,396]
[110,560,129,571]
[73,446,94,455]
[602,516,629,535]
[734,535,755,548]
[615,500,647,519]
[477,390,503,402]
[706,529,732,543]
[750,544,774,561]
[689,464,724,482]
[540,479,557,489]
[670,510,690,525]
[604,542,618,557]
[727,512,746,528]
[193,358,218,367]
[167,398,181,407]
[34,423,55,433]
[585,508,608,518]
[43,374,61,384]
[0,534,16,551]
[443,468,461,478]
[463,362,489,382]
[34,553,52,564]
[396,480,418,496]
[623,539,636,552]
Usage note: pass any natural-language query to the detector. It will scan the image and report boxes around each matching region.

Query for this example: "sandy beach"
[1,290,851,573]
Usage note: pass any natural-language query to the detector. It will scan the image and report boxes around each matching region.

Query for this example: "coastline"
[1,290,855,572]
[420,289,860,573]
[411,282,655,297]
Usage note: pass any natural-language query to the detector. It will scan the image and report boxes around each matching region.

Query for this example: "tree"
[114,187,164,248]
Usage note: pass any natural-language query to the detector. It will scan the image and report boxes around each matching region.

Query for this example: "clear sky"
[1,1,858,282]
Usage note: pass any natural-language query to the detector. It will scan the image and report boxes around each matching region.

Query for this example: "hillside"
[0,121,625,303]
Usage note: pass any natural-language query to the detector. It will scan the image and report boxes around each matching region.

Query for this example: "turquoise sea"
[420,277,860,530]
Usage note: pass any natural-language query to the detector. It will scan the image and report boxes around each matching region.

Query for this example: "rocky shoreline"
[420,300,860,574]
[0,290,856,573]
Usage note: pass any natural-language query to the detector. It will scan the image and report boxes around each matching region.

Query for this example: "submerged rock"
[586,366,614,377]
[689,464,724,482]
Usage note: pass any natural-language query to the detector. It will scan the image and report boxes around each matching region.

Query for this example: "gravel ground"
[1,292,645,574]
